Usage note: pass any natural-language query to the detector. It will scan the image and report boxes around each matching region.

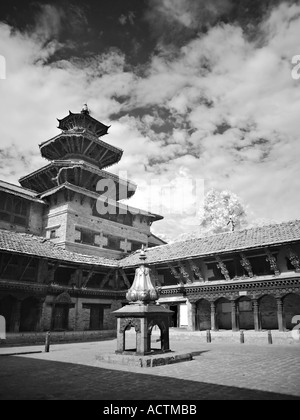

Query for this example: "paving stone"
[0,338,299,400]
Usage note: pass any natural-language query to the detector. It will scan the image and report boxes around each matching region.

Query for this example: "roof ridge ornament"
[81,104,90,115]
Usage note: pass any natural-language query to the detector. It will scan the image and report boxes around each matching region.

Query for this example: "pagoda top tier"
[39,108,123,170]
[57,108,110,137]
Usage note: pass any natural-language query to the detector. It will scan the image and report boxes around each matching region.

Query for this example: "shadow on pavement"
[0,356,298,401]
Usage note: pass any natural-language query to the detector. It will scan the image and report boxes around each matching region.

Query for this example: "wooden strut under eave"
[19,257,33,282]
[119,269,131,288]
[167,263,184,286]
[188,260,204,282]
[265,248,280,276]
[82,268,95,288]
[45,262,60,284]
[0,254,14,279]
[239,253,254,278]
[286,245,300,272]
[215,256,231,281]
[100,268,115,289]
[178,261,192,284]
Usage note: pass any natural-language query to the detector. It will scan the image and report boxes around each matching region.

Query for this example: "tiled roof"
[0,180,45,203]
[2,220,300,270]
[120,220,300,267]
[0,229,118,268]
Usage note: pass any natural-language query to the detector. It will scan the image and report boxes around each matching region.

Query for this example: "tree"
[199,189,248,235]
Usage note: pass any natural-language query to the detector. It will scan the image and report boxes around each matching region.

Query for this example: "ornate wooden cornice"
[159,276,300,303]
[0,279,126,299]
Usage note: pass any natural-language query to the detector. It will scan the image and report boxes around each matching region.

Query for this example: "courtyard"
[0,335,299,401]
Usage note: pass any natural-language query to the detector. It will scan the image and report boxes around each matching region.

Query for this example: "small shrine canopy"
[114,249,173,356]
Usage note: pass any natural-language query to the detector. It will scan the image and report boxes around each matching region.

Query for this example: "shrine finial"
[139,245,147,261]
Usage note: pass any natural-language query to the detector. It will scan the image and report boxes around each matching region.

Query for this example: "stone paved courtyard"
[0,336,299,400]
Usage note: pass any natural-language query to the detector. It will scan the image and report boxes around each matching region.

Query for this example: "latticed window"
[0,192,29,227]
[75,228,95,246]
[104,236,121,251]
[130,241,145,253]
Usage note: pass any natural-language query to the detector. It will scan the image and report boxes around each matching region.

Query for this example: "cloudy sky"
[0,0,300,241]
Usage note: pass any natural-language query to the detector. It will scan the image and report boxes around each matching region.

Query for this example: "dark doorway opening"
[52,304,69,331]
[90,305,104,330]
[20,297,39,332]
[170,305,178,327]
[0,296,15,332]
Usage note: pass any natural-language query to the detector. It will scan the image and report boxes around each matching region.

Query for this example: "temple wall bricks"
[42,192,151,257]
[33,296,122,332]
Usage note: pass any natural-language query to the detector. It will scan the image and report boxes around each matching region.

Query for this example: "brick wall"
[260,295,278,329]
[28,202,44,235]
[44,192,152,257]
[1,330,117,346]
[41,295,123,332]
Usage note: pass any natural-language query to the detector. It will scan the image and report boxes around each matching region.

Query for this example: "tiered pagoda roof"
[39,110,123,169]
[19,160,137,200]
[19,107,136,201]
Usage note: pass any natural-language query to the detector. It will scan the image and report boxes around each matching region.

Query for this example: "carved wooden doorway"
[52,304,69,331]
[90,305,104,331]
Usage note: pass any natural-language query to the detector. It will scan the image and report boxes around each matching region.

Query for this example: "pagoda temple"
[18,106,164,258]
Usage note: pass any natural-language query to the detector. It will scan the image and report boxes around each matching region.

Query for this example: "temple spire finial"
[81,104,90,115]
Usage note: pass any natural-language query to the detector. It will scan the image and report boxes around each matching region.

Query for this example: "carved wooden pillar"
[10,300,22,333]
[276,297,285,332]
[252,299,261,331]
[210,302,218,331]
[231,300,239,332]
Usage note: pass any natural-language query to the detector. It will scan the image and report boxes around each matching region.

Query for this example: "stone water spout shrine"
[114,248,173,356]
